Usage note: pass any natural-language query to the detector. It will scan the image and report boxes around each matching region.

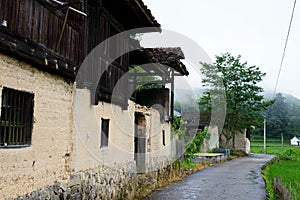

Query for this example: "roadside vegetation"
[173,115,240,171]
[172,115,208,170]
[250,86,300,199]
[252,140,300,199]
[262,148,300,200]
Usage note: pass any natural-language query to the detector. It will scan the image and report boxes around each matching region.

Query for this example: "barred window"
[0,87,34,147]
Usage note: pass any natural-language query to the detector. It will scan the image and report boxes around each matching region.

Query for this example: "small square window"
[0,87,34,147]
[101,118,109,147]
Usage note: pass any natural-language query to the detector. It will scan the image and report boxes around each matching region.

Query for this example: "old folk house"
[0,0,188,198]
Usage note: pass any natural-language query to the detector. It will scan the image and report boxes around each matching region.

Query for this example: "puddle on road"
[246,169,259,184]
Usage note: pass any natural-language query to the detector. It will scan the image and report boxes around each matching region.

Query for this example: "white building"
[290,136,300,146]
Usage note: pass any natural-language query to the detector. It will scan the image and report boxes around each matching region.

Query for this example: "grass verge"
[262,148,300,200]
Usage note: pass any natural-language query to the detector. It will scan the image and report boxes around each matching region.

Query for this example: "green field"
[251,140,297,154]
[263,157,300,199]
[252,140,300,199]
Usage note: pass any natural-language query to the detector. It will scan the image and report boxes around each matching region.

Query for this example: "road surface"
[145,154,274,200]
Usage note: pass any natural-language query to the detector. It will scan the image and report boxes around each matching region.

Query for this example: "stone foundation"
[9,161,184,200]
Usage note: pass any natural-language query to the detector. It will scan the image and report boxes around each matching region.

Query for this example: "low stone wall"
[9,161,184,200]
[192,153,228,164]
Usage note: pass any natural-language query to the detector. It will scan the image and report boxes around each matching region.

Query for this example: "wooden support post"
[170,69,174,123]
[55,7,70,52]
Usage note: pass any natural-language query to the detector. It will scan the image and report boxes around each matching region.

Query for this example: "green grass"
[182,159,197,170]
[252,140,300,199]
[251,140,295,154]
[263,159,300,199]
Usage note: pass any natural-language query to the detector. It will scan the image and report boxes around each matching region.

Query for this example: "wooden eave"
[144,47,188,76]
[0,27,78,80]
[129,47,189,78]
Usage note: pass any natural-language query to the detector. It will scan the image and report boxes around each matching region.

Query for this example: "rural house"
[0,0,188,198]
[290,136,300,146]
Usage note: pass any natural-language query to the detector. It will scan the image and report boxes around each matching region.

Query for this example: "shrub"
[172,115,186,140]
[185,130,209,156]
[278,148,300,161]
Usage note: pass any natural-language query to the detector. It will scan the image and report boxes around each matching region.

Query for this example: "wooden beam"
[0,28,78,79]
[128,72,163,77]
[35,0,84,31]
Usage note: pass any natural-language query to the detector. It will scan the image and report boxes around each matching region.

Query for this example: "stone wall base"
[10,161,184,200]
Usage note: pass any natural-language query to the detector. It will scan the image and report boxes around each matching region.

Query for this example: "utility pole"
[264,118,266,154]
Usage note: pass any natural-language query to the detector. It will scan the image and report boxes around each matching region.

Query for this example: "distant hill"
[252,91,300,139]
[263,90,300,105]
[284,93,300,105]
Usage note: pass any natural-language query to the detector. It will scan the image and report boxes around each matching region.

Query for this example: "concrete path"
[145,154,274,200]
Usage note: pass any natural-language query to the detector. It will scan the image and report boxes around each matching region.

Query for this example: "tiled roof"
[144,47,189,76]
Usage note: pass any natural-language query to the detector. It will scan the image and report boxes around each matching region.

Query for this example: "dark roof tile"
[144,47,189,76]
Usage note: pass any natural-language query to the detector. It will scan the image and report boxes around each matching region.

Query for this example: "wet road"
[145,154,274,200]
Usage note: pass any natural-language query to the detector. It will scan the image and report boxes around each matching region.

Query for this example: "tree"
[200,53,273,147]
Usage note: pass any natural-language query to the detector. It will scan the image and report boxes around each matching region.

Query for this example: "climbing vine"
[185,130,209,156]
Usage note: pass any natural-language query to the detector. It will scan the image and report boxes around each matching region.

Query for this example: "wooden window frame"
[0,87,34,148]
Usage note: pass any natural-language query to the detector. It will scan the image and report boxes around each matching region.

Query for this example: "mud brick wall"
[0,53,73,199]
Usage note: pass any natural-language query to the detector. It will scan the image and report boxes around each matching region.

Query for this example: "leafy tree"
[200,53,273,147]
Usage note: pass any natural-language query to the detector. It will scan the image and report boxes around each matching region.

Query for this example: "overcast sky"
[142,0,300,98]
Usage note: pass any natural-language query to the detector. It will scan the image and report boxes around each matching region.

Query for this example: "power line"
[273,0,297,97]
